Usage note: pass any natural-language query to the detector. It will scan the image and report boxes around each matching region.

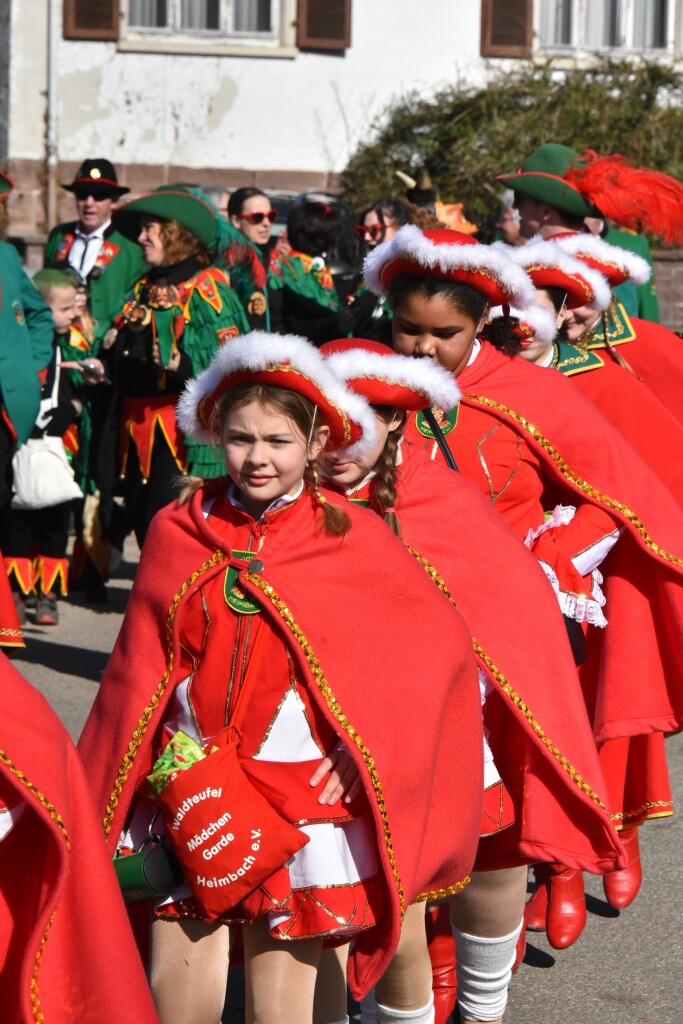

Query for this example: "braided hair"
[368,408,407,538]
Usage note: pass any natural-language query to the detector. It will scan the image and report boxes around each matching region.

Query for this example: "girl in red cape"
[552,232,683,426]
[502,238,683,506]
[0,652,159,1024]
[318,338,623,1024]
[364,227,683,965]
[78,332,485,1024]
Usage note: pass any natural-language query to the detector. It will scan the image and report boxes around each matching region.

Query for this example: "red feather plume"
[565,149,683,244]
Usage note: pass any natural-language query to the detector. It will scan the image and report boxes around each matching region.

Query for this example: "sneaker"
[35,592,59,626]
[12,591,27,626]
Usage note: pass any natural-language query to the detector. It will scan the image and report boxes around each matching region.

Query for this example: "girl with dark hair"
[318,339,622,1024]
[90,186,249,546]
[79,332,486,1024]
[270,202,353,346]
[362,227,683,1021]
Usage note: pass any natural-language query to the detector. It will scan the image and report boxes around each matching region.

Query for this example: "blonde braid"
[369,415,406,538]
[305,461,351,537]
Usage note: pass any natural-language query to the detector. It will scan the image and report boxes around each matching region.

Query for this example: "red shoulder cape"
[621,316,683,424]
[78,485,484,997]
[0,654,158,1024]
[456,342,683,744]
[393,442,623,873]
[558,351,683,505]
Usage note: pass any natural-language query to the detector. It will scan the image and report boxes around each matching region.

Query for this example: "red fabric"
[407,341,683,746]
[120,394,188,479]
[78,484,484,997]
[0,654,158,1024]
[558,352,683,502]
[594,314,683,426]
[384,443,623,872]
[0,558,23,648]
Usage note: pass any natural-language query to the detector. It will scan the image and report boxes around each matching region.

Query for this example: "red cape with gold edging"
[456,341,683,746]
[390,442,623,873]
[0,654,158,1024]
[78,484,484,997]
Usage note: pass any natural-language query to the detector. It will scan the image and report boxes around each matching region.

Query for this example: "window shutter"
[64,0,119,41]
[297,0,351,51]
[481,0,532,57]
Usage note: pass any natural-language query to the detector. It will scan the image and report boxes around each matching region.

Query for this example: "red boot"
[512,926,526,974]
[524,864,549,931]
[545,866,586,950]
[426,904,457,1024]
[603,826,642,909]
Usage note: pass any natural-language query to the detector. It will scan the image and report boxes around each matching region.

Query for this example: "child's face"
[48,286,78,334]
[321,407,402,490]
[222,400,328,517]
[392,291,481,376]
[564,303,602,343]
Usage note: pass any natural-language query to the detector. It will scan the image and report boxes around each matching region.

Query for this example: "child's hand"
[309,745,363,806]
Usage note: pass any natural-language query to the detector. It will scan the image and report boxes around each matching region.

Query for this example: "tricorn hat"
[63,159,129,198]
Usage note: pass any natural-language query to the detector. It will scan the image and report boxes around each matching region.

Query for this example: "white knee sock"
[359,990,377,1024]
[322,1018,350,1024]
[453,923,522,1022]
[375,995,435,1024]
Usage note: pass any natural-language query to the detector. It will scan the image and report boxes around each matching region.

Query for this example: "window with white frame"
[125,0,282,40]
[539,0,673,53]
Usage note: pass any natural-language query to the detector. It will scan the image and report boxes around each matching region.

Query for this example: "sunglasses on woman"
[239,210,279,225]
[355,223,385,241]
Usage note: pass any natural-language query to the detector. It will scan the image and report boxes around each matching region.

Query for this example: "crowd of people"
[0,141,683,1024]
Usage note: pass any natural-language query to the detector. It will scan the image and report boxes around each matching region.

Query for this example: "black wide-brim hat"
[63,158,129,198]
[112,186,218,248]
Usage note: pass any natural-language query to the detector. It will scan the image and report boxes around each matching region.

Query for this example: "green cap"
[496,144,600,218]
[112,185,218,248]
[0,170,14,197]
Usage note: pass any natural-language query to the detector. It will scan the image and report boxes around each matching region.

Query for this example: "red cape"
[452,342,683,745]
[390,442,623,873]
[0,654,158,1024]
[555,345,683,505]
[78,485,484,997]
[588,307,683,426]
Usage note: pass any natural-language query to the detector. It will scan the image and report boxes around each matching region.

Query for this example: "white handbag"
[11,350,83,510]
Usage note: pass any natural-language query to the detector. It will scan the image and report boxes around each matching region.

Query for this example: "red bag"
[155,726,308,920]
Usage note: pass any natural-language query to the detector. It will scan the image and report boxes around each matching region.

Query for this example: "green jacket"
[605,227,659,324]
[44,222,147,347]
[0,242,55,445]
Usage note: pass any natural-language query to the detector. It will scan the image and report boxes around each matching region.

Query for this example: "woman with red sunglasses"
[349,197,412,345]
[225,188,283,332]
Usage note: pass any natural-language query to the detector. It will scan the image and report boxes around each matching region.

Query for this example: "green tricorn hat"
[0,170,14,197]
[112,185,218,248]
[496,144,601,218]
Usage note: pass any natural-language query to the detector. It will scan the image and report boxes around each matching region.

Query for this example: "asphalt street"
[10,541,683,1024]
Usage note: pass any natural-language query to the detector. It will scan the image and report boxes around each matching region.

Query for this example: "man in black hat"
[44,159,146,346]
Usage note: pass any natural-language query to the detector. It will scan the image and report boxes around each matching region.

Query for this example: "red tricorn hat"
[363,225,535,309]
[552,233,651,289]
[176,332,378,457]
[321,338,461,412]
[505,238,612,310]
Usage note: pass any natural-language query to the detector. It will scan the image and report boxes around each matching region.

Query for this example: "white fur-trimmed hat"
[321,338,461,411]
[551,232,651,288]
[176,332,378,456]
[504,238,612,311]
[363,225,536,308]
[489,303,558,347]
